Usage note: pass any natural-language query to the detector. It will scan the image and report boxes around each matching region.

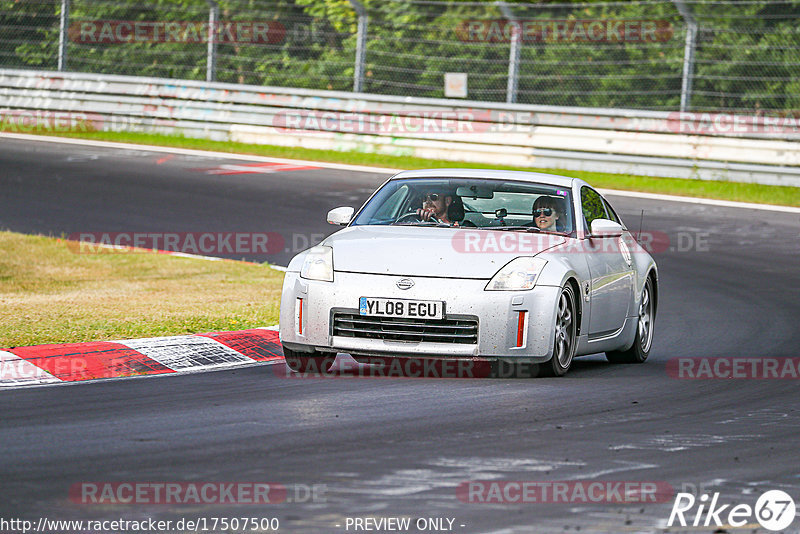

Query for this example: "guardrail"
[2,69,799,187]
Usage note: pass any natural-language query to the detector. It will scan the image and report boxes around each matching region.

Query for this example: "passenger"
[532,196,563,232]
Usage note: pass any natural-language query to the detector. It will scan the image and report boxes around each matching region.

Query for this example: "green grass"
[0,231,283,347]
[16,128,800,207]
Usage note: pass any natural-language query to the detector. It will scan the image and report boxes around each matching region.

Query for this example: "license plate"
[359,297,444,319]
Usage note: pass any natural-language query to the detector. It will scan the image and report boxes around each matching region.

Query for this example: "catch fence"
[2,0,800,113]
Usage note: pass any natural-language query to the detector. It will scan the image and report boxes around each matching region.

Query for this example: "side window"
[602,197,622,225]
[580,186,607,228]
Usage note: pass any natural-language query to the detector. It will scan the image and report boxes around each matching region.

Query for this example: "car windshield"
[351,178,575,235]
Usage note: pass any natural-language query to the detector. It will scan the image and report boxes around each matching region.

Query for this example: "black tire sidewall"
[545,284,577,377]
[605,277,654,364]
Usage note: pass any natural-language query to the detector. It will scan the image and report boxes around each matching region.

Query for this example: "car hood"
[324,226,566,279]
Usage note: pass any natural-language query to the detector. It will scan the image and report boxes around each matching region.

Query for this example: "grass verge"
[0,231,283,348]
[12,129,800,207]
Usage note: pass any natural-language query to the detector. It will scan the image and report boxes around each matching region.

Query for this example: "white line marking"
[2,132,796,212]
[166,251,224,261]
[0,132,400,174]
[203,162,318,175]
[73,241,260,265]
[597,188,800,213]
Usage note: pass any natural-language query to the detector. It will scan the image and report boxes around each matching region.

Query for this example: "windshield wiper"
[395,221,451,227]
[490,225,541,232]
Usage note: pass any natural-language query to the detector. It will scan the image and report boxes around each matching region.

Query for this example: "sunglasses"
[425,193,442,201]
[533,208,554,217]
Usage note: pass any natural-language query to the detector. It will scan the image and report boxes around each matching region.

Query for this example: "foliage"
[2,0,800,111]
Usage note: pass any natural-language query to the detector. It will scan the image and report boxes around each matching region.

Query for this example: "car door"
[580,186,634,337]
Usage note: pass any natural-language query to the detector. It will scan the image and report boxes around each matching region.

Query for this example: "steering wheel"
[394,211,441,224]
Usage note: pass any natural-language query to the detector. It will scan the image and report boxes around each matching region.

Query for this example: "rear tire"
[606,276,655,364]
[540,284,578,377]
[282,346,336,373]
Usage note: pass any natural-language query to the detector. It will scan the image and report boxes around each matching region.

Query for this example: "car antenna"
[636,209,645,246]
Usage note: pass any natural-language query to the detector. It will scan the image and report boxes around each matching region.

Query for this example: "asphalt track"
[1,137,800,533]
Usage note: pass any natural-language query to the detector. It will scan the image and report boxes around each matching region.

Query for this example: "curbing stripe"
[198,329,284,362]
[1,329,283,389]
[118,335,262,371]
[9,341,174,381]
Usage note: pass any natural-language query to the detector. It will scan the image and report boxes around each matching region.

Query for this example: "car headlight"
[485,257,547,291]
[300,246,334,282]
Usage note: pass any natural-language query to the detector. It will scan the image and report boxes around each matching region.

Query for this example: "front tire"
[606,276,655,364]
[282,346,336,373]
[541,284,578,377]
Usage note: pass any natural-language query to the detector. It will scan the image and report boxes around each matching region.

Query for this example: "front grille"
[332,311,478,345]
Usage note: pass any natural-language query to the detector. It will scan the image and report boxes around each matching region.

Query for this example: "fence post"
[58,0,70,71]
[496,1,520,104]
[206,0,219,82]
[348,0,367,93]
[673,0,696,112]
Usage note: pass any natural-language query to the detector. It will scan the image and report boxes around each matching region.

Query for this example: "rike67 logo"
[668,489,796,531]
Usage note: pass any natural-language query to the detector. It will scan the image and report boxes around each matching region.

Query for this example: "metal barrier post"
[348,0,367,93]
[674,0,697,112]
[58,0,70,71]
[497,1,520,104]
[206,0,219,82]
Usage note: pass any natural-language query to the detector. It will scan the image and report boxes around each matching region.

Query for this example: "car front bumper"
[279,271,561,363]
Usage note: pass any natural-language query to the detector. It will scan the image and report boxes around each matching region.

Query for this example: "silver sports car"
[279,169,657,377]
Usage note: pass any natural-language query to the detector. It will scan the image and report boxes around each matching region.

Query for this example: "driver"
[416,190,455,224]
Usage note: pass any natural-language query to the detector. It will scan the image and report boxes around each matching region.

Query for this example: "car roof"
[390,168,577,188]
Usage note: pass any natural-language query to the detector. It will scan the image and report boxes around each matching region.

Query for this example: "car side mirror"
[327,206,354,225]
[590,218,623,238]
